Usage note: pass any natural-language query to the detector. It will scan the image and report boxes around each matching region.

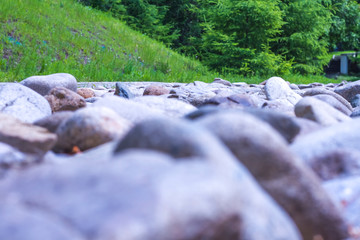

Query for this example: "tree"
[328,0,360,51]
[274,0,332,74]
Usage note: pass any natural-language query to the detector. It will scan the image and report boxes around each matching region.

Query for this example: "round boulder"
[20,73,77,96]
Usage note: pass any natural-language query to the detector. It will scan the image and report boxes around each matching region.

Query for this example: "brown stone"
[143,85,170,96]
[77,88,95,99]
[45,87,86,112]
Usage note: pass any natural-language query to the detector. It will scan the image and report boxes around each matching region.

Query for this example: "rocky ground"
[1,73,360,240]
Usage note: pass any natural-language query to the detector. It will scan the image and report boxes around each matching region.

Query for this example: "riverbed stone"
[34,111,74,133]
[77,88,95,99]
[264,77,302,105]
[114,82,134,99]
[45,87,86,112]
[54,107,132,153]
[20,73,77,96]
[0,150,301,240]
[133,96,196,118]
[312,94,352,116]
[295,96,351,126]
[0,83,51,123]
[91,96,164,123]
[303,87,353,113]
[143,84,170,96]
[0,113,57,156]
[196,111,349,240]
[334,80,360,104]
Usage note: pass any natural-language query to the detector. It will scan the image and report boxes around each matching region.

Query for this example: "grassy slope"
[0,0,214,82]
[0,0,352,84]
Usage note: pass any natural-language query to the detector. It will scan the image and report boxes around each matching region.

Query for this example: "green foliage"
[328,0,360,50]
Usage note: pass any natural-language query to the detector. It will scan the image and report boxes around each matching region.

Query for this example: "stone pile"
[0,73,360,239]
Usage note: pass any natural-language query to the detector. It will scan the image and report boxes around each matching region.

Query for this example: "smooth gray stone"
[0,83,51,123]
[21,73,77,96]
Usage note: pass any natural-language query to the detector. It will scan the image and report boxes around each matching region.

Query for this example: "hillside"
[0,0,212,82]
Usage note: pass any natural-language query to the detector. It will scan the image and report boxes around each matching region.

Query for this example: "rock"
[0,83,51,123]
[114,82,134,99]
[202,94,255,109]
[212,78,232,86]
[143,84,170,96]
[303,87,353,113]
[244,108,301,143]
[85,97,101,103]
[351,106,360,118]
[295,96,351,126]
[114,117,239,170]
[0,113,57,156]
[186,107,301,143]
[309,148,360,181]
[20,73,77,96]
[291,118,360,165]
[45,87,86,112]
[0,142,28,168]
[77,88,95,99]
[323,176,360,238]
[264,77,302,105]
[351,94,360,108]
[0,150,301,240]
[291,117,323,139]
[196,111,349,240]
[0,199,85,240]
[334,80,360,103]
[91,96,164,123]
[312,94,352,115]
[132,96,196,118]
[34,111,74,133]
[54,107,132,153]
[261,99,295,116]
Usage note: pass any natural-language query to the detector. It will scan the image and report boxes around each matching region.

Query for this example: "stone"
[351,106,360,118]
[114,82,134,99]
[264,77,302,105]
[309,148,360,181]
[303,87,353,113]
[143,84,170,96]
[212,78,232,86]
[261,99,295,116]
[114,117,239,170]
[312,94,352,115]
[196,111,349,240]
[323,176,360,236]
[45,87,86,112]
[132,96,196,118]
[295,96,351,126]
[334,80,360,103]
[0,83,51,123]
[291,118,360,165]
[0,199,85,240]
[0,142,28,168]
[77,88,95,99]
[202,94,255,109]
[34,111,74,133]
[0,150,301,240]
[351,94,360,108]
[91,96,164,123]
[20,73,77,96]
[85,97,101,103]
[291,117,323,140]
[54,107,132,153]
[0,113,57,156]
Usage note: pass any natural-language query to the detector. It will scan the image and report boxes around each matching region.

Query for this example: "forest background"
[80,0,360,77]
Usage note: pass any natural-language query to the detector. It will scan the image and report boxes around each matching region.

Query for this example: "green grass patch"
[0,0,214,82]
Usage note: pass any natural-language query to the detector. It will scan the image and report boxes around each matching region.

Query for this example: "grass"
[0,0,357,84]
[0,0,214,82]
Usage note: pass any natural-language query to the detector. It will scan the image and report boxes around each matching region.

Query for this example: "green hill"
[0,0,212,82]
